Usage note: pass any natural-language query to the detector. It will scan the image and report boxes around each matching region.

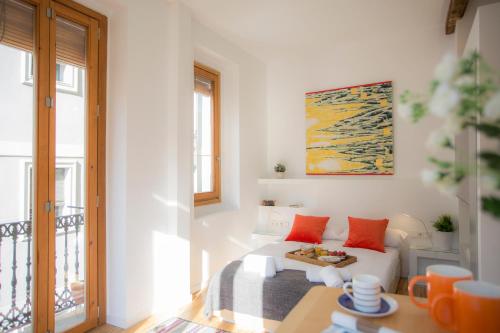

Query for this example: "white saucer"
[318,256,345,263]
[337,293,399,318]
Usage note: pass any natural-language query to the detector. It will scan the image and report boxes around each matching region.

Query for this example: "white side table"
[409,247,460,280]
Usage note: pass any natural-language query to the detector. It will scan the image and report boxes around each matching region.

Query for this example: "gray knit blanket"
[204,260,323,321]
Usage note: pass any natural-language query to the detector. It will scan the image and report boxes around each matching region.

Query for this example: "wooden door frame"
[49,0,108,330]
[47,2,99,332]
[25,0,107,331]
[33,1,51,332]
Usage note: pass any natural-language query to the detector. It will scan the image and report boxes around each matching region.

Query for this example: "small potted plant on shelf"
[274,163,286,179]
[432,214,455,251]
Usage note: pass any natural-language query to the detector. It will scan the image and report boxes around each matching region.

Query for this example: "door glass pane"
[54,16,87,333]
[193,84,214,193]
[0,0,35,331]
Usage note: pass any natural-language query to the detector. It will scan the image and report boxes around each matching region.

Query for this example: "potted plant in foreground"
[274,163,286,179]
[432,214,455,251]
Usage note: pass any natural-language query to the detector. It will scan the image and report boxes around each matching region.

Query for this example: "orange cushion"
[285,214,329,244]
[343,216,389,252]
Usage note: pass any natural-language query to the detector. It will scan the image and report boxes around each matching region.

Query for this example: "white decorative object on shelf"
[256,205,308,237]
[258,178,327,184]
[257,177,389,184]
[432,231,453,251]
[273,163,286,179]
[430,214,455,251]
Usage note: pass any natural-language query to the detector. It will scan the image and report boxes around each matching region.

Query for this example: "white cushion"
[323,220,346,240]
[384,228,408,248]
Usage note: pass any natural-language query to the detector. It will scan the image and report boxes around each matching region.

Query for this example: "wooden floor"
[88,278,426,333]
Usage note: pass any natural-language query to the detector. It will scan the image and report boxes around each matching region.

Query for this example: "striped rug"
[149,317,230,333]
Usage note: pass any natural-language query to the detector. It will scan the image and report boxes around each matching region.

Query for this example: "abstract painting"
[305,81,393,175]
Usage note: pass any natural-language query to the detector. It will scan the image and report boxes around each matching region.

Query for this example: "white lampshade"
[390,213,425,235]
[390,213,432,249]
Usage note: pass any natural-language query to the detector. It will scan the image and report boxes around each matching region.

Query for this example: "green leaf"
[459,52,480,76]
[479,152,500,169]
[474,123,500,138]
[400,90,411,104]
[432,214,455,232]
[412,102,426,122]
[428,157,453,169]
[481,196,500,219]
[430,80,439,94]
[454,166,466,183]
[443,137,454,149]
[458,98,480,116]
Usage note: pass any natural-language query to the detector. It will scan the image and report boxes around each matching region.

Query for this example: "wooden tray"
[286,249,357,268]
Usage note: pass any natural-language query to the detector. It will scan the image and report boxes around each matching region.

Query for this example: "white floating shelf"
[258,176,393,184]
[258,178,330,184]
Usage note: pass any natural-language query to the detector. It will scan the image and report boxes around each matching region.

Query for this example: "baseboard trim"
[105,314,129,329]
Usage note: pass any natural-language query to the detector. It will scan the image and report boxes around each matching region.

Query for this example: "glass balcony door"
[48,2,99,332]
[0,1,102,332]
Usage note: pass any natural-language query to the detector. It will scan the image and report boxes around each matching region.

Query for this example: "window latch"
[45,96,54,108]
[44,201,52,213]
[46,7,54,19]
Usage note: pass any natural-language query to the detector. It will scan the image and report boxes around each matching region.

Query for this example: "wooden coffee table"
[276,286,447,333]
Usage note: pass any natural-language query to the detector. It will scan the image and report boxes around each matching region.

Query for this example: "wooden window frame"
[194,62,221,207]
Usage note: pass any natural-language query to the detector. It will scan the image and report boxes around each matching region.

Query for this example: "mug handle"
[342,282,355,302]
[408,275,429,308]
[431,294,457,331]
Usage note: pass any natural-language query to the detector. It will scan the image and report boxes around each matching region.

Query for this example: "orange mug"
[408,264,472,313]
[431,280,500,332]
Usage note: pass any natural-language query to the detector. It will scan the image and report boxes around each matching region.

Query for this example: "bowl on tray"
[318,256,346,263]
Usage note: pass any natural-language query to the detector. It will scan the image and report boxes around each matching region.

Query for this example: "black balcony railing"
[0,213,85,332]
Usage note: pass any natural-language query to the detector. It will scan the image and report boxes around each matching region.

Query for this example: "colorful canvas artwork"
[305,81,393,175]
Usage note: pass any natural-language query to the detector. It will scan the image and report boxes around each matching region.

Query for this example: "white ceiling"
[182,0,450,61]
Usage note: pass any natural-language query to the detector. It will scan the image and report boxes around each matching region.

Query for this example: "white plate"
[318,255,345,263]
[336,293,399,318]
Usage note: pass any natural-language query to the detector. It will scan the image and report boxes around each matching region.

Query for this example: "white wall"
[190,19,267,292]
[454,0,500,55]
[76,0,194,327]
[77,0,267,326]
[263,6,458,254]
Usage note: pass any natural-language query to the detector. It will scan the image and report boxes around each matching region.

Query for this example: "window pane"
[54,16,87,333]
[193,90,214,194]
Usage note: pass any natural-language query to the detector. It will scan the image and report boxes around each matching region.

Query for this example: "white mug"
[343,274,381,313]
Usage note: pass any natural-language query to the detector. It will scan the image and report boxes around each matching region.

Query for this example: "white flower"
[429,83,460,117]
[398,102,412,121]
[427,129,453,151]
[434,53,458,82]
[421,168,439,185]
[484,92,500,120]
